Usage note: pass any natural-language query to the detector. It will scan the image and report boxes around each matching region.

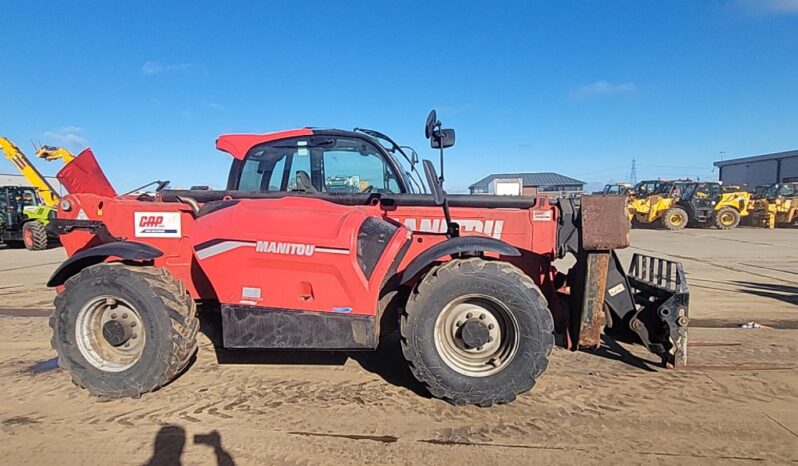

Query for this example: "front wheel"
[22,221,48,250]
[400,258,554,406]
[662,207,688,230]
[50,264,198,398]
[715,207,740,230]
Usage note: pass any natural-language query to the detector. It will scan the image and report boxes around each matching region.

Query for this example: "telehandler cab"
[46,111,689,406]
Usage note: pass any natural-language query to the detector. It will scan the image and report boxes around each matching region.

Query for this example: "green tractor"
[0,186,55,250]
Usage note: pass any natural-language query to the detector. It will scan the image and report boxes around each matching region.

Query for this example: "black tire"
[50,263,198,398]
[661,207,688,230]
[714,207,740,230]
[23,221,48,251]
[400,258,554,407]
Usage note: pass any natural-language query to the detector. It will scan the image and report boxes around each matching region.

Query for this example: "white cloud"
[570,81,637,100]
[735,0,798,15]
[43,126,89,148]
[203,101,225,111]
[141,60,192,76]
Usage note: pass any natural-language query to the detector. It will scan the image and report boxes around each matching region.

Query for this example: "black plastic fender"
[400,236,521,284]
[47,241,164,287]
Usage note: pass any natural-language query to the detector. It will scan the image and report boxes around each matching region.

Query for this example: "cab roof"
[215,129,314,160]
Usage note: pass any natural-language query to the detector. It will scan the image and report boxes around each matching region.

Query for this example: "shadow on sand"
[198,306,430,398]
[143,424,235,466]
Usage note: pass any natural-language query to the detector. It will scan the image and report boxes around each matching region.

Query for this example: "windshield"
[635,181,662,197]
[766,184,796,198]
[237,136,407,194]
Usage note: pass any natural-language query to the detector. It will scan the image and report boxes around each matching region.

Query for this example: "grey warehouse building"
[714,150,798,188]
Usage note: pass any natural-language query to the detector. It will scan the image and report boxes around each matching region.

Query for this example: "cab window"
[238,144,310,191]
[236,136,403,193]
[322,144,400,193]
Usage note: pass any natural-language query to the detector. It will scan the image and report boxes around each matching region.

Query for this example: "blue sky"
[1,0,797,193]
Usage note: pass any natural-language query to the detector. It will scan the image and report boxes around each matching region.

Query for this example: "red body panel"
[190,198,409,315]
[58,193,560,313]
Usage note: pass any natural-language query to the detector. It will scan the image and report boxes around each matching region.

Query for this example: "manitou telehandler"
[45,111,689,406]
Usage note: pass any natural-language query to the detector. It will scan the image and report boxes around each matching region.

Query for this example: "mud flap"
[604,253,690,368]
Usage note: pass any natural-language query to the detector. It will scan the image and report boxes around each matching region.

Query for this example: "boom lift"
[46,111,690,406]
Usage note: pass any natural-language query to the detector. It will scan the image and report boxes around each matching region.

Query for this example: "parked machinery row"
[598,179,796,230]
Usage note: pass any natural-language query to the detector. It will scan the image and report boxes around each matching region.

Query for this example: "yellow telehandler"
[749,183,798,228]
[629,180,692,229]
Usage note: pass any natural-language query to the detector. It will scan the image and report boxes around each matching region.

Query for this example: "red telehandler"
[46,111,689,406]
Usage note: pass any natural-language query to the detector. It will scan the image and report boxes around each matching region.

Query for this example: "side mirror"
[423,159,445,206]
[430,128,456,149]
[425,110,438,139]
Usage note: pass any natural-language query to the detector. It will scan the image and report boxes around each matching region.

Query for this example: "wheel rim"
[75,295,146,372]
[23,228,33,247]
[433,294,519,377]
[670,213,683,225]
[721,212,735,225]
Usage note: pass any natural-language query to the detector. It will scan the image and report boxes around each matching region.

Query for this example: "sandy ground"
[0,227,796,465]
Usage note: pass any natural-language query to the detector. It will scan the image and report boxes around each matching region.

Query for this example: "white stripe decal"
[315,247,350,255]
[196,241,255,260]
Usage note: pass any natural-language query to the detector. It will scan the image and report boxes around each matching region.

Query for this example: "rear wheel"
[50,264,198,398]
[715,207,740,230]
[400,258,554,406]
[662,207,688,230]
[22,221,48,251]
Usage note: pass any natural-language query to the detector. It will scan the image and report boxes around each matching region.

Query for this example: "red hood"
[57,148,117,197]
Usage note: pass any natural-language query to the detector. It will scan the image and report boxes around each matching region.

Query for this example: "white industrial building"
[0,173,64,194]
[714,150,798,188]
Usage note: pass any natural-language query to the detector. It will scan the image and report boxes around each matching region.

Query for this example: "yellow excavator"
[0,137,75,250]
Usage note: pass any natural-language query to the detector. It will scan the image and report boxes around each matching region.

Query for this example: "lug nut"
[456,321,463,327]
[488,337,494,343]
[121,313,128,319]
[131,334,137,339]
[488,324,495,330]
[479,314,486,320]
[466,313,473,319]
[110,313,117,319]
[476,346,483,351]
[130,322,137,328]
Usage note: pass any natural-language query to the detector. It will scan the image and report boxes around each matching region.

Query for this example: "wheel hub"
[460,320,491,349]
[102,320,131,347]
